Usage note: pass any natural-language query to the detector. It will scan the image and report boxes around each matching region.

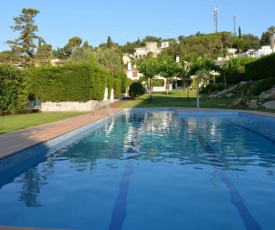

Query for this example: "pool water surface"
[0,110,274,230]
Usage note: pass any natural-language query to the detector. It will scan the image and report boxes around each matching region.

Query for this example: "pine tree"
[6,8,44,67]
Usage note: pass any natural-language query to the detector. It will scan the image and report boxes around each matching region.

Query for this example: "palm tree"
[267,26,275,52]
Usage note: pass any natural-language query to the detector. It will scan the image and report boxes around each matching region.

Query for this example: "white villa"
[133,41,172,59]
[125,62,142,81]
[134,42,161,59]
[236,45,274,58]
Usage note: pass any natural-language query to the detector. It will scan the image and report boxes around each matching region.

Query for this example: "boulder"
[247,100,259,109]
[225,93,234,98]
[227,98,243,108]
[262,101,275,109]
[208,94,217,99]
[269,88,275,100]
[259,91,270,99]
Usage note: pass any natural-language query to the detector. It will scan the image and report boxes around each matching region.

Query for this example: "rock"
[262,101,275,109]
[227,98,243,108]
[225,93,234,98]
[269,88,275,100]
[208,94,217,99]
[259,91,270,99]
[247,100,259,109]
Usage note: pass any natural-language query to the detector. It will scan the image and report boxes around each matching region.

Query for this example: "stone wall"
[41,100,98,112]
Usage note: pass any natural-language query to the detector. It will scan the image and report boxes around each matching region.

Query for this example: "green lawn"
[120,89,231,109]
[0,112,86,134]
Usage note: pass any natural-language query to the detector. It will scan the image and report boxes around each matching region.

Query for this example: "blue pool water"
[0,110,275,230]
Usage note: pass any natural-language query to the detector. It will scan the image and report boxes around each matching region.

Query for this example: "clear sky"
[0,0,273,52]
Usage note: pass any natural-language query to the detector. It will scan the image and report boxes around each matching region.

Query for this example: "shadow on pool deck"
[0,100,127,160]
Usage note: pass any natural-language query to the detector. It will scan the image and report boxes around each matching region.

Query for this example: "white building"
[160,41,170,49]
[236,46,274,58]
[254,45,274,57]
[134,42,162,59]
[125,62,142,81]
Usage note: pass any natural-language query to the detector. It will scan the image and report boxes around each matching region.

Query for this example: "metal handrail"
[93,100,114,120]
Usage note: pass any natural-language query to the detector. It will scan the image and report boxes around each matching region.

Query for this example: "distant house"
[125,62,172,91]
[236,46,274,58]
[125,62,142,81]
[160,41,170,49]
[134,42,162,59]
[133,40,174,60]
[215,56,230,65]
[50,58,68,66]
[254,45,274,57]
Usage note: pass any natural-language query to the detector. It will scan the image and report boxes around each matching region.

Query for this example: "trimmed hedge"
[245,53,275,80]
[250,77,275,96]
[112,71,128,99]
[0,64,29,112]
[90,66,108,101]
[28,63,109,102]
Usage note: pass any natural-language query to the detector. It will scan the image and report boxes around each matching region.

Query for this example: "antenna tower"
[214,6,218,33]
[233,15,237,36]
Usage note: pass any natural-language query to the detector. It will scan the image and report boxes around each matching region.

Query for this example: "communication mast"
[233,15,237,36]
[214,6,218,33]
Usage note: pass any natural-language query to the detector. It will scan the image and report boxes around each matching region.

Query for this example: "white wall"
[40,88,114,112]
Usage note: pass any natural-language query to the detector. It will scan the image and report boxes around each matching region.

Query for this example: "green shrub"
[0,64,29,112]
[129,82,145,98]
[204,82,225,93]
[250,77,275,96]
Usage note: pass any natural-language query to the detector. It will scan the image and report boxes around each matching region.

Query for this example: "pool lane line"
[108,160,133,230]
[226,121,275,145]
[108,117,145,230]
[197,133,262,230]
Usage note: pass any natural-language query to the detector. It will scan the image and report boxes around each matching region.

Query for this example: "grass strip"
[0,112,86,134]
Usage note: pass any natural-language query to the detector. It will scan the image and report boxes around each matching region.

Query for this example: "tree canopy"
[64,36,82,57]
[6,8,43,67]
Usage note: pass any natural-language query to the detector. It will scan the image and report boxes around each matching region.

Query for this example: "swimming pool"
[0,109,274,230]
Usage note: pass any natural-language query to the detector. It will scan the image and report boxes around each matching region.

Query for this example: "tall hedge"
[112,71,128,99]
[245,53,275,80]
[90,66,109,100]
[0,64,29,112]
[28,63,109,102]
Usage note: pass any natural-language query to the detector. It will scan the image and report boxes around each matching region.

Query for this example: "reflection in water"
[14,159,54,207]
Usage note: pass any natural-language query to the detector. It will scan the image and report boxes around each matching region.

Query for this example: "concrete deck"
[0,100,126,160]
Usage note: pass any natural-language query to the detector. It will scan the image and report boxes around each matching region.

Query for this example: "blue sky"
[0,0,273,52]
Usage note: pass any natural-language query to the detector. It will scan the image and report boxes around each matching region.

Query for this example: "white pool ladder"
[93,100,114,120]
